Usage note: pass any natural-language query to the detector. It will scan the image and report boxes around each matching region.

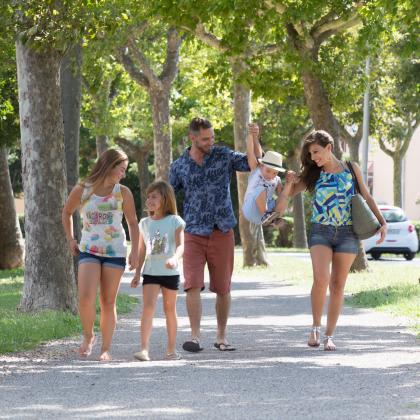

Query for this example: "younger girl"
[131,181,185,361]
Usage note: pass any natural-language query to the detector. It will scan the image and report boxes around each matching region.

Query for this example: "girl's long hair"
[146,181,178,216]
[82,149,128,192]
[300,130,335,192]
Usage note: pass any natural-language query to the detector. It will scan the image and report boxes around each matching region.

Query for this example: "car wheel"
[403,252,415,261]
[371,252,381,260]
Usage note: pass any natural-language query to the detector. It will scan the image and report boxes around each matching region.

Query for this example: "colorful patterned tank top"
[79,183,127,257]
[311,165,355,226]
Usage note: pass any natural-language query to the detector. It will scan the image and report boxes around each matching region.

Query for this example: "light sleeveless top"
[311,165,355,226]
[79,183,127,257]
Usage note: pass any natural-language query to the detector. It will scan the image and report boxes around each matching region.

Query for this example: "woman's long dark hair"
[300,130,334,192]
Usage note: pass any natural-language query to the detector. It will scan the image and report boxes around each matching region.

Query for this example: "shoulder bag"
[347,161,381,240]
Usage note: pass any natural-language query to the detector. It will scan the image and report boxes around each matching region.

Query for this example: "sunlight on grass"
[234,253,420,333]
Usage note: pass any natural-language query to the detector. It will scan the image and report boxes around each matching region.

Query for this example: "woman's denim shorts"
[78,252,126,269]
[309,223,359,254]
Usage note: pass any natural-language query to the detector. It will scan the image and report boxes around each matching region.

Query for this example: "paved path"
[0,269,419,419]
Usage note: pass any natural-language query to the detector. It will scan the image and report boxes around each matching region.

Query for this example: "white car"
[363,205,419,260]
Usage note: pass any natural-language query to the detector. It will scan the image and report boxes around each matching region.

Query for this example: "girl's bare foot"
[79,336,96,357]
[99,350,112,361]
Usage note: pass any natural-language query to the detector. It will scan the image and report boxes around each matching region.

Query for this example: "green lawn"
[235,253,420,335]
[0,268,138,354]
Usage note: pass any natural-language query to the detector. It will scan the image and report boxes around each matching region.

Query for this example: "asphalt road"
[0,268,419,419]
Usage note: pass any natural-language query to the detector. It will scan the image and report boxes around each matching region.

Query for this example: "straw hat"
[258,151,286,172]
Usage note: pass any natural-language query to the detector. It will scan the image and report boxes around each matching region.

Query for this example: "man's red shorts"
[183,229,234,295]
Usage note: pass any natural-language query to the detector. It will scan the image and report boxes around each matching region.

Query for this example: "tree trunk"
[232,62,268,267]
[348,138,361,163]
[393,153,402,207]
[350,241,370,272]
[114,136,152,217]
[292,193,308,248]
[286,151,308,248]
[61,44,82,279]
[301,69,343,159]
[136,150,151,217]
[16,40,77,312]
[96,133,108,158]
[0,147,24,268]
[149,88,172,180]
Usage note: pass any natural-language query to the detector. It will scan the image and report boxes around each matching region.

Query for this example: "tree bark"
[340,125,363,163]
[119,27,181,181]
[300,68,343,159]
[115,136,152,217]
[378,130,412,209]
[16,40,77,312]
[232,61,268,267]
[61,44,82,278]
[393,154,402,207]
[96,133,108,157]
[287,25,344,158]
[348,140,360,163]
[149,88,172,180]
[286,151,308,248]
[0,147,24,268]
[292,193,308,248]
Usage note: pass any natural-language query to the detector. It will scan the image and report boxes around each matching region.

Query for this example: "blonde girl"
[131,181,185,361]
[62,149,139,361]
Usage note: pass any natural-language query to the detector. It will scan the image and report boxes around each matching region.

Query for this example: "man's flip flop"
[182,340,203,352]
[214,342,236,351]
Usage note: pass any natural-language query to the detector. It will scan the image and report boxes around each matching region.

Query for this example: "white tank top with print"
[79,183,127,258]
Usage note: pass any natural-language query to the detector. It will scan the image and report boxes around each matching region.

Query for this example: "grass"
[0,268,138,354]
[235,252,420,335]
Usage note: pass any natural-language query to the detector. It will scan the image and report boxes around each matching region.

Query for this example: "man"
[169,117,250,352]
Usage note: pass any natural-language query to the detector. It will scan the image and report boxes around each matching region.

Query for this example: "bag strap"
[346,161,361,194]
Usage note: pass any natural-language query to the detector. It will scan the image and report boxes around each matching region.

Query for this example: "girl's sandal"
[323,336,336,351]
[307,326,321,347]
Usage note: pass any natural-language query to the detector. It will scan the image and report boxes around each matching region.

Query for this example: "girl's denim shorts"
[78,252,126,269]
[308,223,359,254]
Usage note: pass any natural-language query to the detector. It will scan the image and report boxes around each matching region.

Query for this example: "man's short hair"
[189,117,212,134]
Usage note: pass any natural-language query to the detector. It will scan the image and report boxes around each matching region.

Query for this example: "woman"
[62,149,139,361]
[288,130,387,350]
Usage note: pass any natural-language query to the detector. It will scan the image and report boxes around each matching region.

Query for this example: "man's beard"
[197,144,213,155]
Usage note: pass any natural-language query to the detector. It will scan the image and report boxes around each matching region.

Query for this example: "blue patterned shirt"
[311,169,355,226]
[169,146,250,236]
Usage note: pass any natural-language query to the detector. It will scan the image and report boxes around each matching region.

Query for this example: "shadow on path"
[0,271,418,419]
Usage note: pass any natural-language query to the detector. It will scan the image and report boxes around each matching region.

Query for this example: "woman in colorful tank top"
[287,131,387,351]
[62,149,139,361]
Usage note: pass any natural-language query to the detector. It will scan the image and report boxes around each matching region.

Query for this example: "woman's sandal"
[323,335,336,351]
[307,326,321,347]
